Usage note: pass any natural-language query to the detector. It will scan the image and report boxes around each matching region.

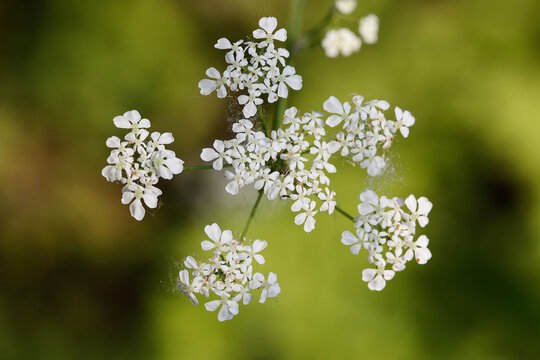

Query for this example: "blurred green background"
[1,0,540,359]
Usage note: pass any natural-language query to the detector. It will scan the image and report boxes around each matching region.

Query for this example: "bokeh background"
[1,0,540,359]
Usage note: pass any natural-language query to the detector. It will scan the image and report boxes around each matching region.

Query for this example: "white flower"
[238,90,264,118]
[204,294,239,322]
[152,150,184,180]
[113,110,151,132]
[250,272,281,303]
[201,223,233,251]
[294,201,318,232]
[404,235,432,264]
[198,67,228,98]
[121,184,158,221]
[362,261,395,291]
[394,106,415,138]
[244,239,268,264]
[341,230,363,255]
[275,66,303,98]
[200,140,231,170]
[321,28,361,58]
[359,14,379,44]
[252,17,287,47]
[335,0,357,14]
[404,195,433,227]
[177,270,200,306]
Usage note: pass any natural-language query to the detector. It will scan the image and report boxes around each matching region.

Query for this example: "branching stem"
[335,205,355,222]
[241,190,264,239]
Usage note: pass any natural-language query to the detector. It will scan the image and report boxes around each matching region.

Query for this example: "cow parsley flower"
[177,223,280,322]
[198,17,302,118]
[102,110,184,220]
[341,189,433,291]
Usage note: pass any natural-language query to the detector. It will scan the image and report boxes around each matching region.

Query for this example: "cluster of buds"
[101,110,184,220]
[341,190,433,290]
[177,223,280,321]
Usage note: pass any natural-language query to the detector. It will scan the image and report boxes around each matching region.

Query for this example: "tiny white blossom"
[335,0,357,15]
[359,14,379,44]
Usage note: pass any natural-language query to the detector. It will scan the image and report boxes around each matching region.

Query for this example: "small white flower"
[362,261,395,291]
[341,230,363,255]
[404,235,432,264]
[121,184,158,221]
[113,110,151,132]
[321,28,361,58]
[177,270,200,306]
[359,14,379,44]
[335,0,357,14]
[200,140,231,170]
[394,106,415,138]
[204,294,239,322]
[250,272,281,303]
[404,195,433,227]
[252,17,287,47]
[294,201,318,232]
[201,223,233,251]
[198,67,229,98]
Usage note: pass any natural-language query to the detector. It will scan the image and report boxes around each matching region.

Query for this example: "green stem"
[241,190,264,239]
[335,205,355,222]
[258,106,268,136]
[272,0,306,131]
[183,164,232,171]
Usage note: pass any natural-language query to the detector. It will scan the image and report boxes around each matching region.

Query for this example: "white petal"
[129,199,145,221]
[198,79,217,95]
[274,28,287,42]
[113,116,130,128]
[204,223,222,242]
[200,240,215,251]
[259,17,277,33]
[417,197,433,215]
[204,300,220,312]
[285,75,303,90]
[221,230,233,244]
[121,191,134,205]
[164,158,184,174]
[405,195,417,212]
[323,96,343,115]
[106,136,121,148]
[201,148,219,162]
[253,239,268,252]
[326,115,342,127]
[362,269,377,282]
[368,275,386,291]
[143,193,158,209]
[214,38,232,49]
[341,231,358,245]
[159,132,174,144]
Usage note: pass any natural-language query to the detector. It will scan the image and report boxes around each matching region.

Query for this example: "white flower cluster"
[177,223,280,322]
[322,3,379,58]
[201,108,340,233]
[325,95,415,176]
[101,110,184,220]
[201,94,414,231]
[341,190,433,291]
[198,16,303,118]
